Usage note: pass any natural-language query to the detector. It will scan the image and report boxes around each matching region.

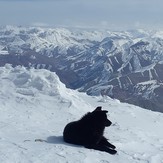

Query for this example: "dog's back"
[63,121,83,145]
[63,117,94,145]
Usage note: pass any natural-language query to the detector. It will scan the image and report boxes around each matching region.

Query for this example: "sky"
[0,0,163,30]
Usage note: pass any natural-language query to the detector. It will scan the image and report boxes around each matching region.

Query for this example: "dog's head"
[92,106,112,127]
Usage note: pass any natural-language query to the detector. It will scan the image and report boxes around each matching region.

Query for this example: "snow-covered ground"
[0,65,163,163]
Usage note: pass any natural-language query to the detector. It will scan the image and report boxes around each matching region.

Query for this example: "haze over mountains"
[0,26,163,112]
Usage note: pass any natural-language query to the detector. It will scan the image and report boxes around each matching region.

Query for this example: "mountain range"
[0,26,163,112]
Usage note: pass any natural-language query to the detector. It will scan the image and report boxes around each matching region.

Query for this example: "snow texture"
[0,65,163,163]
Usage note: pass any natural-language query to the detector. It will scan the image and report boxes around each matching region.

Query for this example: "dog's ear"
[94,106,102,112]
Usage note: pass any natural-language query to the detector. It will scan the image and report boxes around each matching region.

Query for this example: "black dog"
[63,106,117,154]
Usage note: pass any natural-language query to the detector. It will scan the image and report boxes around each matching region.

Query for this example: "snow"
[135,80,160,99]
[153,31,163,39]
[0,26,107,55]
[0,65,163,163]
[0,50,9,55]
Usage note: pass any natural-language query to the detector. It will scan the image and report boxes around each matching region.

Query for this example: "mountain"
[0,26,163,112]
[0,65,163,163]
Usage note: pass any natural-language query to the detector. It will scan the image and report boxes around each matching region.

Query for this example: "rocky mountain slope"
[0,26,163,112]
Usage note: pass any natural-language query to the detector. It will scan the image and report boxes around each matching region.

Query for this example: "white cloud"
[31,22,49,27]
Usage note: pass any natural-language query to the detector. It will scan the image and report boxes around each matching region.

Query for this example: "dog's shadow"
[46,136,80,148]
[46,136,64,144]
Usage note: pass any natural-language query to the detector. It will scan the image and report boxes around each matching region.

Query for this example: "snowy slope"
[0,65,163,163]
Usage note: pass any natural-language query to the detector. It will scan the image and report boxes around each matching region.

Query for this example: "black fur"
[63,106,117,154]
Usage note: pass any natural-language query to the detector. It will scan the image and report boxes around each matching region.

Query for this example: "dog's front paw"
[107,149,117,155]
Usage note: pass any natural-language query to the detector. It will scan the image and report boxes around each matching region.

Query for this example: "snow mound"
[0,65,163,163]
[0,64,67,97]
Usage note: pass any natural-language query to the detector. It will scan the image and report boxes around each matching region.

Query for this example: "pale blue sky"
[0,0,162,29]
